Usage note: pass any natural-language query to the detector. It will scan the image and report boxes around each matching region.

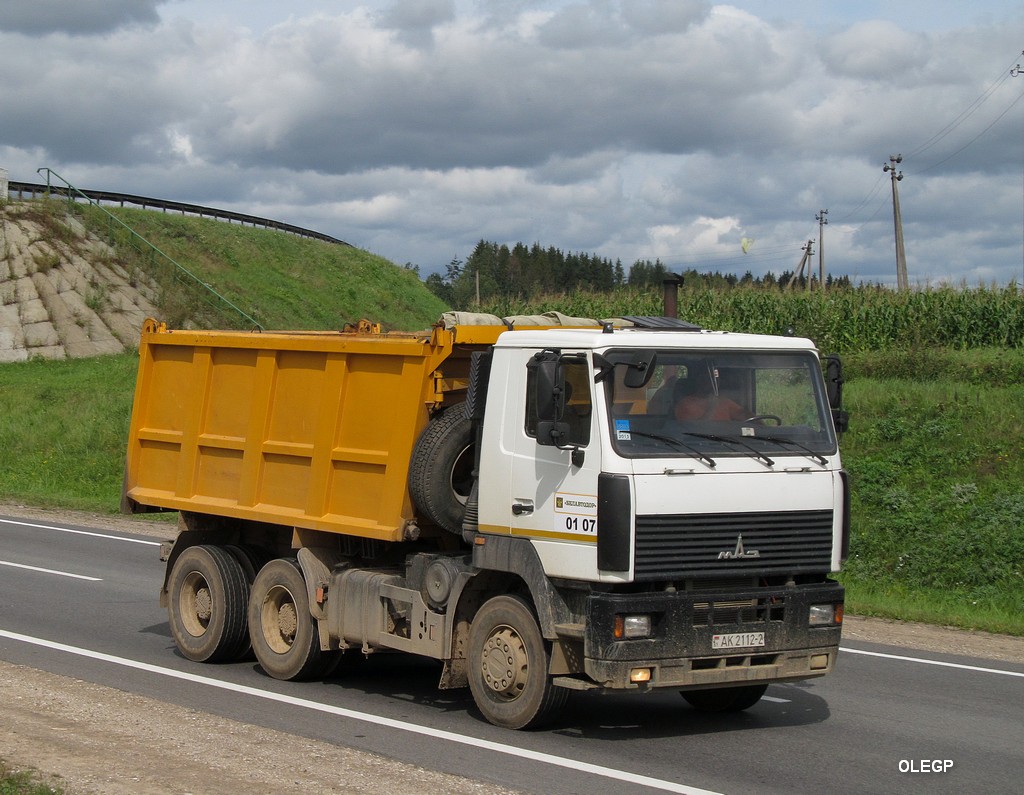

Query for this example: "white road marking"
[760,695,790,703]
[840,646,1024,678]
[0,518,162,546]
[0,629,724,795]
[0,560,102,581]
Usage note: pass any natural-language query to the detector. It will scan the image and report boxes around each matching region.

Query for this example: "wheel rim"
[480,624,529,701]
[261,584,299,654]
[450,443,474,506]
[179,570,212,638]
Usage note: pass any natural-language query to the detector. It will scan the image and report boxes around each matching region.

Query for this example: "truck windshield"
[603,350,836,460]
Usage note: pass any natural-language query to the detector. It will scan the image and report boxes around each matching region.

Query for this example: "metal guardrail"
[7,179,351,247]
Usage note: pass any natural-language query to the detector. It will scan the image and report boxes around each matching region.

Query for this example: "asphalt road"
[1,513,1021,795]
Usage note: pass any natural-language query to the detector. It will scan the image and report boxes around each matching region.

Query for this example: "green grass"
[837,353,1024,634]
[843,581,1022,636]
[0,762,63,795]
[0,355,136,512]
[77,203,449,331]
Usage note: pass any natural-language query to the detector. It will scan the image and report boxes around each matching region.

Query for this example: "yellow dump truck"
[124,311,849,729]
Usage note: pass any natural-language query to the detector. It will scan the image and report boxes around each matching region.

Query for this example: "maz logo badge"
[718,535,761,560]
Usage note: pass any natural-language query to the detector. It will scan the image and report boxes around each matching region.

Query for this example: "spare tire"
[408,407,475,534]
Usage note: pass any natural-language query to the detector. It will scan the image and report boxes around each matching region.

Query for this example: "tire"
[248,558,326,681]
[681,684,768,713]
[225,544,264,584]
[223,545,266,661]
[167,544,250,663]
[468,595,568,730]
[408,407,475,535]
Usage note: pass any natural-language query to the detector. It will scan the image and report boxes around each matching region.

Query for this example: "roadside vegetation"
[838,350,1023,634]
[480,284,1024,353]
[0,761,63,795]
[1,203,1021,635]
[0,354,136,514]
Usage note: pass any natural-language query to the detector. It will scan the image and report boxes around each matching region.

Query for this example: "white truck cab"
[465,319,847,717]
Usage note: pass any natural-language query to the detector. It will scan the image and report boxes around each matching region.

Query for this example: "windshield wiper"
[759,435,828,466]
[623,430,717,468]
[681,432,775,468]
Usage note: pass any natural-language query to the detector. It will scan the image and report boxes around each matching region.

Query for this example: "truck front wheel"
[248,558,326,681]
[468,595,568,729]
[167,544,250,663]
[681,684,768,712]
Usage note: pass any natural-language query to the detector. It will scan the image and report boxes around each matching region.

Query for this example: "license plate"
[712,632,765,650]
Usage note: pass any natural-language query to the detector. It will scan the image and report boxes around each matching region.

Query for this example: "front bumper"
[574,581,843,690]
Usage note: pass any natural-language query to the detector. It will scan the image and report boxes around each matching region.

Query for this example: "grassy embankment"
[78,203,448,331]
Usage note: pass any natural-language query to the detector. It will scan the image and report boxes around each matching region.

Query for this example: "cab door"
[508,352,602,580]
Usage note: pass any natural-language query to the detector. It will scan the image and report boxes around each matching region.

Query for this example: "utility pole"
[787,239,815,290]
[1013,57,1023,288]
[816,209,828,290]
[884,154,908,290]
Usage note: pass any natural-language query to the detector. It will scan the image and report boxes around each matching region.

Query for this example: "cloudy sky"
[2,1,1023,287]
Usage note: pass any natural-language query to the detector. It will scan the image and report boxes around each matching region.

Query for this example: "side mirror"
[595,350,658,388]
[624,350,658,389]
[824,354,844,411]
[529,351,562,423]
[528,350,584,448]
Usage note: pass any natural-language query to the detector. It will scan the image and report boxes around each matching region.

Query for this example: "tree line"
[423,239,851,305]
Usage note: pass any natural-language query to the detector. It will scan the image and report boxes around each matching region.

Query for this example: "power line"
[831,49,1024,227]
[904,52,1021,159]
[907,85,1024,176]
[830,172,886,224]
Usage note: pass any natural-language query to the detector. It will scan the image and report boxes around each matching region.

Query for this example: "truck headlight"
[614,614,652,639]
[809,603,843,626]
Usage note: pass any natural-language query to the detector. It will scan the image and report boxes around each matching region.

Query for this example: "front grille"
[634,510,833,580]
[692,596,786,626]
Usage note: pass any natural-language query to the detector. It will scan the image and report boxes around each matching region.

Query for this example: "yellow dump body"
[123,318,511,542]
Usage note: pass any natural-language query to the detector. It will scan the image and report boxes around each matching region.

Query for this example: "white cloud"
[822,21,928,80]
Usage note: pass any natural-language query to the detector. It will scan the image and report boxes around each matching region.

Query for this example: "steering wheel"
[743,414,782,425]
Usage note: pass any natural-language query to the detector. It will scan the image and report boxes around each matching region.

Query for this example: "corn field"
[483,284,1024,352]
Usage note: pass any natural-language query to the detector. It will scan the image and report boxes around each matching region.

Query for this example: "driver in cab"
[673,365,747,422]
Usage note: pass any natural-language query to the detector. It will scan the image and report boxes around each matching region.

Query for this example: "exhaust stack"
[662,273,684,319]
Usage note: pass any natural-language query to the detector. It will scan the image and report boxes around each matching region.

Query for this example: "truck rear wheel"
[681,684,768,712]
[468,595,568,729]
[167,544,250,663]
[408,407,475,535]
[248,558,326,681]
